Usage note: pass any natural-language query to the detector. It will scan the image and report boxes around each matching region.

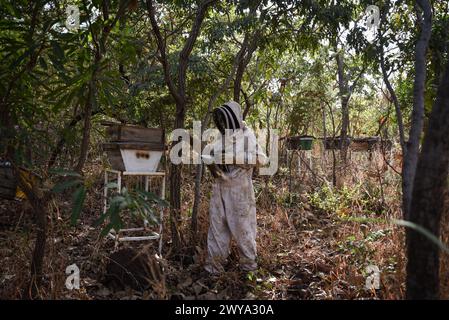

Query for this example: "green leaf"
[95,211,109,227]
[110,195,126,204]
[38,57,48,70]
[9,49,31,69]
[100,222,115,237]
[71,186,86,226]
[52,179,82,193]
[51,40,65,61]
[136,189,169,207]
[344,217,449,255]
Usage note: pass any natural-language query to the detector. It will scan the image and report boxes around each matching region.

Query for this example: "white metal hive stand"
[103,169,166,255]
[287,149,313,175]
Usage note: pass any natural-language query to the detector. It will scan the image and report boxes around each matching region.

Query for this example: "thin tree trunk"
[380,49,406,152]
[169,102,186,250]
[241,89,252,119]
[402,0,432,220]
[47,109,101,170]
[232,3,260,103]
[233,58,246,103]
[326,101,337,187]
[190,15,253,240]
[73,1,127,173]
[74,81,95,173]
[12,164,49,299]
[26,199,47,299]
[335,52,350,163]
[406,57,449,300]
[147,0,216,252]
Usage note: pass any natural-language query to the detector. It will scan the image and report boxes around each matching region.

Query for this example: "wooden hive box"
[350,137,392,152]
[105,125,165,144]
[102,123,165,172]
[286,135,314,150]
[323,137,351,150]
[350,137,379,151]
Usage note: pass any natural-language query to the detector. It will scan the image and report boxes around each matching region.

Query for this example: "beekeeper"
[204,101,268,274]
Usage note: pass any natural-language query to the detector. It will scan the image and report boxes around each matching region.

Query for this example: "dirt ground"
[0,155,407,299]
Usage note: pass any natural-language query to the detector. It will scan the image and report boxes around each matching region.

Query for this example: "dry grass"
[2,149,447,300]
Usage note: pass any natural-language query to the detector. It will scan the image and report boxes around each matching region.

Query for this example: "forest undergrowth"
[0,152,411,299]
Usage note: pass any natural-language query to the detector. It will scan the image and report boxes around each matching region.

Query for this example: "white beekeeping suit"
[204,101,268,274]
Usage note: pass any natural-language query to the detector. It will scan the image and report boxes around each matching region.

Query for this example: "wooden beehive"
[286,135,314,150]
[102,123,165,172]
[350,137,379,151]
[350,137,393,152]
[323,136,351,150]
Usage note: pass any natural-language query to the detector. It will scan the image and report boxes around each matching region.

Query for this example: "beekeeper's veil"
[212,101,244,134]
[211,101,268,168]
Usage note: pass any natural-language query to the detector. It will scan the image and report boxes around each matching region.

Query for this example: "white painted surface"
[120,149,163,172]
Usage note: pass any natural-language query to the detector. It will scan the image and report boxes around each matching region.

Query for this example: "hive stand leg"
[158,175,165,256]
[309,151,312,172]
[117,171,122,193]
[103,171,108,214]
[144,176,150,227]
[115,171,122,248]
[145,176,149,192]
[287,150,292,194]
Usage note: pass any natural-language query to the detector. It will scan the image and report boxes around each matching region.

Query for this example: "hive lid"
[288,135,315,141]
[102,142,165,151]
[104,124,164,145]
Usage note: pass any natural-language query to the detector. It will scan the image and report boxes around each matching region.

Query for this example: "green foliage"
[2,0,449,247]
[337,229,389,266]
[50,169,86,226]
[308,184,357,217]
[96,186,168,237]
[308,182,386,217]
[51,168,168,235]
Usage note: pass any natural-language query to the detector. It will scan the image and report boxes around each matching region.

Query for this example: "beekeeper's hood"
[213,101,245,133]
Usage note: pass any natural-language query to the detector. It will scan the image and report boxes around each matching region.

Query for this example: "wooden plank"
[100,121,121,127]
[122,171,165,176]
[103,142,165,151]
[106,125,164,144]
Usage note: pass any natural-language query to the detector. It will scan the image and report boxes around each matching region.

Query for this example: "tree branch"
[146,0,182,103]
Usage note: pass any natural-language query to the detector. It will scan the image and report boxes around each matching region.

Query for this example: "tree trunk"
[48,109,101,170]
[232,4,260,104]
[190,27,251,241]
[402,0,432,219]
[147,0,216,253]
[13,167,49,299]
[233,59,245,103]
[169,103,186,251]
[26,198,47,299]
[74,77,96,173]
[406,58,449,299]
[335,52,350,163]
[241,89,252,119]
[380,48,406,152]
